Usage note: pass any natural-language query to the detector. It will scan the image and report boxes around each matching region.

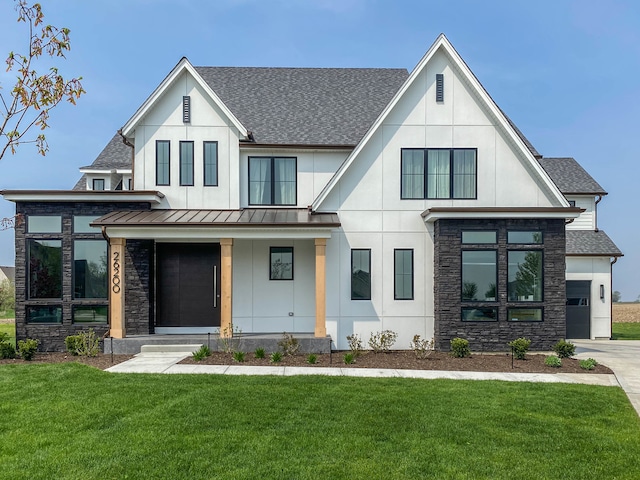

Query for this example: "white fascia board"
[120,58,248,139]
[2,192,164,204]
[422,210,581,223]
[79,168,114,174]
[103,226,337,240]
[115,169,132,175]
[312,34,568,211]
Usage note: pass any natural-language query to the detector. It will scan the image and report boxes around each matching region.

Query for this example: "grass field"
[0,320,15,347]
[612,322,640,340]
[0,308,15,320]
[0,364,639,479]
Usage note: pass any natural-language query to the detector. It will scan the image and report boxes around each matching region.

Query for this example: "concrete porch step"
[140,344,204,354]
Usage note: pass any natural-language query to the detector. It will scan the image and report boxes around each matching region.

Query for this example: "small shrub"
[450,337,470,358]
[580,358,598,370]
[254,347,266,359]
[278,333,299,356]
[233,351,246,363]
[553,339,576,359]
[306,353,317,364]
[192,345,212,361]
[270,351,283,363]
[17,338,39,361]
[346,334,364,357]
[508,337,531,360]
[65,334,81,356]
[410,335,434,359]
[368,330,398,353]
[75,329,101,357]
[0,342,16,359]
[343,352,355,365]
[545,355,562,368]
[218,325,242,353]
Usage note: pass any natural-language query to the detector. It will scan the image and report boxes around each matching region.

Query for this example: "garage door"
[566,280,591,339]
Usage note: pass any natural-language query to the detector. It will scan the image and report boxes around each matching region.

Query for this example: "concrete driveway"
[573,340,640,416]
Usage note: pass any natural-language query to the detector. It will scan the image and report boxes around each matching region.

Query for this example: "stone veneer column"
[109,238,126,338]
[220,238,233,338]
[314,238,327,338]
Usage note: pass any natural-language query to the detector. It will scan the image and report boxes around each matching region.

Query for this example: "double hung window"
[249,157,296,205]
[401,148,476,199]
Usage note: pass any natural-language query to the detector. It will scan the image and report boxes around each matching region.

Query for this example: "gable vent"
[436,74,444,102]
[183,96,191,123]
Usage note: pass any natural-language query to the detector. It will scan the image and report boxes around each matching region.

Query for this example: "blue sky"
[0,0,638,300]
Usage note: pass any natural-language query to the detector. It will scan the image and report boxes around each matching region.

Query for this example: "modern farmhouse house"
[2,34,622,352]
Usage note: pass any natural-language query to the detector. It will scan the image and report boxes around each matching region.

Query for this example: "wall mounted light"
[600,284,605,301]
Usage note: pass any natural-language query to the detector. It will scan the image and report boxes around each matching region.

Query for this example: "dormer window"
[92,179,105,191]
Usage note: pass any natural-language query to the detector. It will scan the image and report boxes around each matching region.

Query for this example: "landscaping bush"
[232,351,245,363]
[65,334,81,356]
[545,355,562,368]
[450,337,470,358]
[368,330,398,353]
[580,358,598,371]
[346,334,363,357]
[254,347,265,359]
[192,345,212,361]
[17,338,39,361]
[306,354,317,364]
[553,339,576,359]
[278,333,299,356]
[270,351,283,363]
[0,332,15,359]
[73,329,100,357]
[410,334,434,359]
[343,352,355,365]
[508,337,531,360]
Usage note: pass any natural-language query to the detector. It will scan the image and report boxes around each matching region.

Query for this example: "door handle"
[213,265,217,308]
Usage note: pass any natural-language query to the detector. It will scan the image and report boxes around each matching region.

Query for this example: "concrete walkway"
[106,350,618,387]
[573,340,640,416]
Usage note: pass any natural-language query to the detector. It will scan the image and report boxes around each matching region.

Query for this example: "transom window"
[401,148,476,199]
[249,157,296,205]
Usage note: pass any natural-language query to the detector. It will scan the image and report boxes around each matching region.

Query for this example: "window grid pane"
[462,231,496,244]
[270,247,293,280]
[74,240,108,299]
[508,308,543,322]
[273,158,296,205]
[156,140,170,185]
[401,150,425,199]
[28,216,62,233]
[27,306,62,324]
[180,141,194,186]
[351,249,371,300]
[28,239,62,299]
[508,250,543,302]
[462,250,497,301]
[73,305,108,324]
[427,150,450,198]
[508,231,543,244]
[204,142,218,186]
[394,249,413,300]
[249,158,272,205]
[452,149,476,198]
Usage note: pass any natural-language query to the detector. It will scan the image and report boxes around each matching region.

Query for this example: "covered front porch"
[92,208,340,347]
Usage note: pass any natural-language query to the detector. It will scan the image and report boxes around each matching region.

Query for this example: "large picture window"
[401,148,476,199]
[74,240,108,299]
[28,239,62,299]
[394,249,413,300]
[156,140,170,186]
[249,157,296,205]
[508,250,543,302]
[351,249,371,300]
[180,141,194,186]
[203,141,218,186]
[462,250,497,301]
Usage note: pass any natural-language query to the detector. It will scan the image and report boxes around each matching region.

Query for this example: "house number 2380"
[112,251,121,294]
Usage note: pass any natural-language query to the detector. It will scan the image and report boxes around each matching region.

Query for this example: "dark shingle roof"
[539,157,607,195]
[74,134,132,190]
[0,266,15,283]
[194,67,409,145]
[566,230,622,257]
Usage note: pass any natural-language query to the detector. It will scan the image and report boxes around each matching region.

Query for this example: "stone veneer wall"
[433,218,566,352]
[14,201,151,351]
[124,240,154,335]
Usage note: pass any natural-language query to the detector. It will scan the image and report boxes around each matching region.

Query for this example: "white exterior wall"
[132,71,242,209]
[566,195,597,230]
[566,256,612,339]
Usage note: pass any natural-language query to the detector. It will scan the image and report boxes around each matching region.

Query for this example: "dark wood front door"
[156,243,221,328]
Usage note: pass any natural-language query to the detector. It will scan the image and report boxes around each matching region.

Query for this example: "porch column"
[109,238,126,338]
[315,238,327,337]
[220,238,233,338]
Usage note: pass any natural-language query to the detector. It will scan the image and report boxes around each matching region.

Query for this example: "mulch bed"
[180,350,613,375]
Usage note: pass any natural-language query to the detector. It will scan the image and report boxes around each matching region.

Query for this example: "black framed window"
[204,141,218,186]
[401,148,476,199]
[351,249,371,300]
[28,239,62,299]
[73,240,108,299]
[508,308,543,322]
[462,250,497,301]
[92,179,105,191]
[394,249,413,300]
[462,307,497,322]
[508,250,543,302]
[156,140,170,186]
[249,157,296,205]
[508,231,543,244]
[27,216,61,233]
[180,141,194,186]
[73,305,108,324]
[462,231,496,244]
[270,247,293,280]
[27,306,62,324]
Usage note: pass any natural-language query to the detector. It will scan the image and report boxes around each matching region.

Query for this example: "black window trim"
[394,248,414,300]
[72,304,109,324]
[92,178,105,191]
[461,230,498,245]
[461,248,498,303]
[248,156,298,206]
[507,230,544,245]
[351,248,372,300]
[269,246,294,281]
[27,238,63,300]
[156,140,170,186]
[203,141,219,187]
[400,147,478,200]
[461,306,499,322]
[179,140,194,186]
[507,249,544,303]
[72,239,109,300]
[507,306,544,322]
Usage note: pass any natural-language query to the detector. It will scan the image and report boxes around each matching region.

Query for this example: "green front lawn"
[612,322,640,340]
[0,364,638,479]
[0,321,15,347]
[0,308,15,319]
